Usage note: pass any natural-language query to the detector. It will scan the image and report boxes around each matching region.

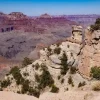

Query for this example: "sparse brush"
[78,81,86,88]
[92,81,100,91]
[50,84,59,93]
[54,47,61,54]
[68,76,74,87]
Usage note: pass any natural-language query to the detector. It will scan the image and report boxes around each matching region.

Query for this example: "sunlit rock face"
[71,25,83,43]
[8,12,27,20]
[78,29,100,77]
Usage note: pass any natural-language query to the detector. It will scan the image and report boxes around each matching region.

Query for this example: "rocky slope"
[1,25,100,99]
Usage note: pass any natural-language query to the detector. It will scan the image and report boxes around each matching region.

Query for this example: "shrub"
[60,52,69,75]
[28,87,40,98]
[95,18,100,24]
[68,76,74,87]
[47,47,52,56]
[35,74,40,82]
[23,72,29,76]
[17,91,21,94]
[50,85,59,93]
[1,79,11,88]
[70,67,77,74]
[22,57,33,67]
[47,47,52,52]
[38,69,54,90]
[32,64,34,68]
[92,81,100,91]
[67,45,70,48]
[78,81,86,88]
[90,18,100,32]
[57,75,61,80]
[21,80,30,94]
[41,64,48,71]
[56,43,61,47]
[61,78,64,84]
[91,67,100,80]
[66,88,69,91]
[35,63,40,70]
[10,66,24,85]
[54,47,61,54]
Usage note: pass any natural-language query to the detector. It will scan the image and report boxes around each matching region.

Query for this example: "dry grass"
[92,81,100,91]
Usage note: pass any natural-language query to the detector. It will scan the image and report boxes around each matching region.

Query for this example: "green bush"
[1,79,11,88]
[54,47,61,54]
[95,18,100,24]
[35,63,40,70]
[21,80,30,94]
[90,18,100,32]
[23,72,29,76]
[22,57,33,67]
[57,75,61,80]
[10,66,24,85]
[47,47,52,52]
[28,87,40,98]
[41,64,48,71]
[35,74,40,82]
[91,67,100,80]
[60,52,69,75]
[70,67,77,74]
[68,76,74,87]
[47,47,52,56]
[38,69,54,90]
[78,81,86,88]
[61,78,64,84]
[50,85,59,93]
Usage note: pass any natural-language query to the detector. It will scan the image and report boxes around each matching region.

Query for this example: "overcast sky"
[0,0,100,16]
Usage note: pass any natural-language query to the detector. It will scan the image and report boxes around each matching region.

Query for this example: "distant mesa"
[8,12,27,20]
[40,13,52,18]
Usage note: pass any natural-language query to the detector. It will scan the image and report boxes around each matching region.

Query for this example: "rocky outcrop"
[8,12,27,20]
[40,13,52,18]
[78,29,100,77]
[72,25,83,42]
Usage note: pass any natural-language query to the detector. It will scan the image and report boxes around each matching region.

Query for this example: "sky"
[0,0,100,16]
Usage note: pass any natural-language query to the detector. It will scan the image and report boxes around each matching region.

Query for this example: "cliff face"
[78,29,100,77]
[0,12,76,33]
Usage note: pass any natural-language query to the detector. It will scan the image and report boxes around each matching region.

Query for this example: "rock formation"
[78,28,100,77]
[72,25,83,42]
[8,12,27,20]
[40,13,52,18]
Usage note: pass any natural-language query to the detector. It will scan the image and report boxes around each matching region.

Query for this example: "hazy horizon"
[0,0,100,16]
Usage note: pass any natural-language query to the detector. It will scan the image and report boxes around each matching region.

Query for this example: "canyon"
[0,12,100,100]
